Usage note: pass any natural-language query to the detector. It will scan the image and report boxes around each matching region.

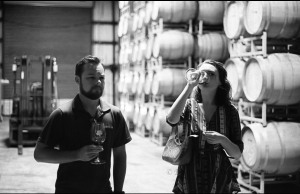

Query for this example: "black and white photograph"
[0,1,300,193]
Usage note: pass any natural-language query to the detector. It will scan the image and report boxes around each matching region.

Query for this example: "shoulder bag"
[162,123,192,165]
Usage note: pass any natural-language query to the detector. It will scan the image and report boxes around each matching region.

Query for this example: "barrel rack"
[231,162,300,194]
[238,98,300,127]
[229,31,300,59]
[148,94,173,146]
[146,17,194,146]
[236,98,300,192]
[227,25,300,192]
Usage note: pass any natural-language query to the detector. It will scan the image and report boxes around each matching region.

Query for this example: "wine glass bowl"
[185,68,208,84]
[90,122,106,164]
[186,68,199,82]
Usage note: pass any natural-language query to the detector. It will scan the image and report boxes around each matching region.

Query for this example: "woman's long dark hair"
[191,60,232,106]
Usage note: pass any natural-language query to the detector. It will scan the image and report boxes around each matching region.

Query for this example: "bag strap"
[219,106,225,135]
[213,106,226,151]
[192,100,226,153]
[211,106,226,193]
[191,98,200,133]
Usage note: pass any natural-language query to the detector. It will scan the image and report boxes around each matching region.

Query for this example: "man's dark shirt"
[37,94,132,193]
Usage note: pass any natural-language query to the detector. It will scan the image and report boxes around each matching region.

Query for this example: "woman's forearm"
[221,137,242,160]
[167,84,194,124]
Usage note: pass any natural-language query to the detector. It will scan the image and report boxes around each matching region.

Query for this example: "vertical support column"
[262,101,267,127]
[42,56,52,119]
[112,1,117,105]
[18,55,29,155]
[260,172,265,193]
[51,57,58,111]
[12,58,19,117]
[0,1,3,69]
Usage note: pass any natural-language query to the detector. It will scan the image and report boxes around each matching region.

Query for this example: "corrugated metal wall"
[3,4,91,99]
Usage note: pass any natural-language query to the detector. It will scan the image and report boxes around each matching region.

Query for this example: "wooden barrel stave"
[144,70,154,95]
[198,1,225,25]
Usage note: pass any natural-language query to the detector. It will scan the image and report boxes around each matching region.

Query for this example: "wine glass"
[185,68,208,84]
[90,122,106,165]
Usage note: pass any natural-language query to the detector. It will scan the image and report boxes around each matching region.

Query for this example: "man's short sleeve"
[112,110,132,148]
[37,108,63,147]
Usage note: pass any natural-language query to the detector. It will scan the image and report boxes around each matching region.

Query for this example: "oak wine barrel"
[241,122,300,175]
[144,1,153,25]
[131,71,140,94]
[152,106,172,136]
[244,1,300,39]
[242,53,300,105]
[145,36,154,60]
[133,103,141,126]
[145,104,156,131]
[132,13,139,32]
[118,15,125,37]
[124,71,134,94]
[137,71,145,95]
[137,8,145,29]
[118,70,125,93]
[137,40,147,62]
[137,104,148,129]
[224,1,250,39]
[224,58,247,100]
[198,1,225,25]
[124,101,134,122]
[196,33,230,61]
[152,1,197,23]
[122,15,133,36]
[152,30,194,60]
[151,68,186,98]
[144,70,154,95]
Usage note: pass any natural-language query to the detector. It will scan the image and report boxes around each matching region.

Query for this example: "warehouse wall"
[3,4,92,99]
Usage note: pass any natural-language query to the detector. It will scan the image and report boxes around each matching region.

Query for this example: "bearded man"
[34,55,131,193]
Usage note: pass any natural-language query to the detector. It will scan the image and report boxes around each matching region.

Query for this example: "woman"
[166,60,244,193]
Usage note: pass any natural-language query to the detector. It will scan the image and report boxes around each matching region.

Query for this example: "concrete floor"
[0,116,177,193]
[1,116,299,193]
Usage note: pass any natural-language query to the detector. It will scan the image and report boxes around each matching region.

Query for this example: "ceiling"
[3,1,94,8]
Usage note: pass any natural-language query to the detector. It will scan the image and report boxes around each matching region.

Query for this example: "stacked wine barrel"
[118,1,231,145]
[223,1,300,178]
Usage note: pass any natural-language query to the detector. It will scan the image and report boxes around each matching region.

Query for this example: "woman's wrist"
[185,84,196,93]
[220,135,228,146]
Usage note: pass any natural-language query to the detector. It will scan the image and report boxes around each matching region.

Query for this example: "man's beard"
[80,82,103,100]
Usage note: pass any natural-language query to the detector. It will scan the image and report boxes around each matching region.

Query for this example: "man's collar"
[99,98,111,113]
[73,94,111,114]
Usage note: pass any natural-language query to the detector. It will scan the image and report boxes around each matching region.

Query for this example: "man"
[34,55,131,193]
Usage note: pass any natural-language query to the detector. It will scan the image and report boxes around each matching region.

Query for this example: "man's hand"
[77,145,103,161]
